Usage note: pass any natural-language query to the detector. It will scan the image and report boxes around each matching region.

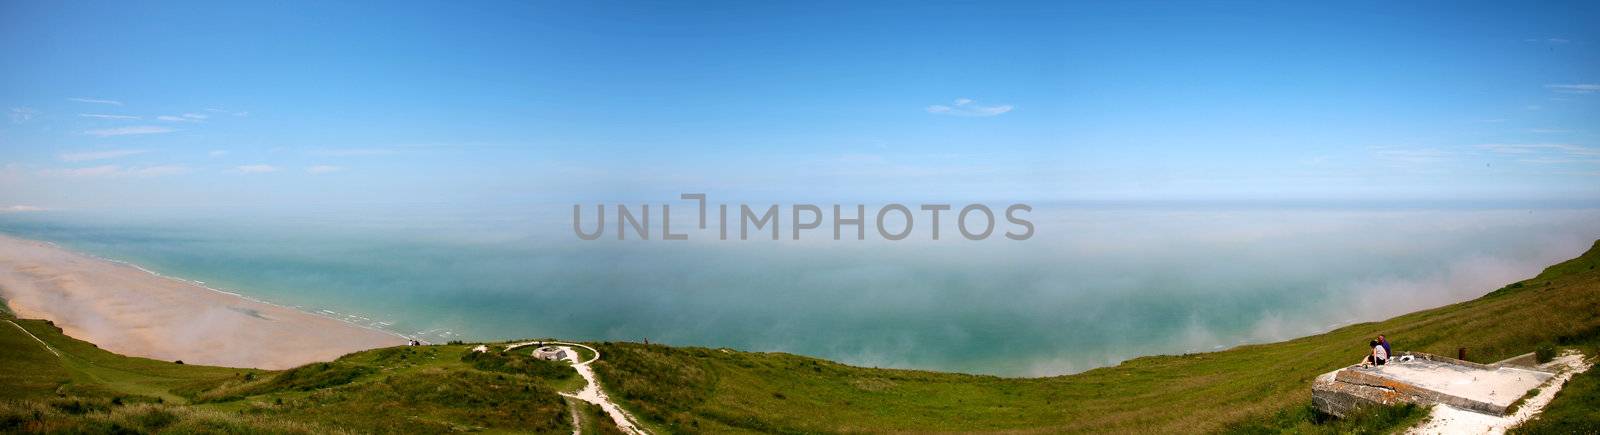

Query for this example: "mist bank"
[1,203,1596,376]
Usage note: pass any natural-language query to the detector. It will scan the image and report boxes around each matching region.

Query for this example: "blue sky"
[2,1,1598,210]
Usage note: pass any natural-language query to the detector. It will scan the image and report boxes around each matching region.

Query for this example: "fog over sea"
[3,202,1597,376]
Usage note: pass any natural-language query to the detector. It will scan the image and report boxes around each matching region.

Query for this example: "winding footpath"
[505,341,647,435]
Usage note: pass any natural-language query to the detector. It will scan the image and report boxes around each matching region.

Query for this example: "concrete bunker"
[1312,352,1554,417]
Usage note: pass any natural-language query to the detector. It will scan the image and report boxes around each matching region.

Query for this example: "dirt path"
[506,341,646,434]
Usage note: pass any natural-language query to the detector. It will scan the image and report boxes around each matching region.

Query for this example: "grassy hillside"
[3,240,1598,433]
[0,317,580,433]
[587,240,1600,433]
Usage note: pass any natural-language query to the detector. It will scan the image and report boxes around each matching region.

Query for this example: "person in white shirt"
[1361,339,1389,367]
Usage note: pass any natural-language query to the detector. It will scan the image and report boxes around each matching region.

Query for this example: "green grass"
[0,319,73,401]
[1509,335,1600,435]
[1511,362,1600,434]
[5,239,1600,434]
[0,310,584,433]
[571,398,627,435]
[463,347,578,383]
[587,239,1600,433]
[0,315,247,403]
[0,398,336,433]
[1222,402,1429,435]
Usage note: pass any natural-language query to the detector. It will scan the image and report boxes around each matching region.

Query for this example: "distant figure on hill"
[1361,339,1389,368]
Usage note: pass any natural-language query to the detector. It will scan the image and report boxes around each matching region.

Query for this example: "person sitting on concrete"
[1361,339,1389,368]
[1378,334,1392,357]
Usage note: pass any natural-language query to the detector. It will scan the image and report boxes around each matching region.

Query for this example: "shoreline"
[0,234,410,370]
[45,239,419,345]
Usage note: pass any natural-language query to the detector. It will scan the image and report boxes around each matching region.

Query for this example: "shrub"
[1535,343,1557,364]
[460,351,575,381]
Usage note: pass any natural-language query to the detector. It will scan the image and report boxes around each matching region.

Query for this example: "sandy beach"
[0,234,406,369]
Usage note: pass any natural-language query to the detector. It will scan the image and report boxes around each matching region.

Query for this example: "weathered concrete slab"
[1312,353,1553,417]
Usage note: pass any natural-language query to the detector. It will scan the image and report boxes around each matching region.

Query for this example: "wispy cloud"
[40,164,189,178]
[49,165,121,177]
[1374,148,1455,164]
[82,126,175,137]
[204,108,249,117]
[1479,143,1600,164]
[305,165,344,174]
[157,113,208,122]
[308,148,395,157]
[79,113,141,120]
[1529,128,1571,134]
[59,149,148,162]
[926,98,1014,117]
[1479,143,1598,155]
[8,107,37,123]
[1,205,46,213]
[236,164,279,174]
[130,165,189,177]
[208,150,228,157]
[1525,37,1571,44]
[68,97,123,106]
[1545,84,1600,94]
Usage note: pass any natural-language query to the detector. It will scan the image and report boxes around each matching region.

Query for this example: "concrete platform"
[1312,352,1554,417]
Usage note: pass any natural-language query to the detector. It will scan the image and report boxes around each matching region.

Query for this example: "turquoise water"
[2,204,1597,376]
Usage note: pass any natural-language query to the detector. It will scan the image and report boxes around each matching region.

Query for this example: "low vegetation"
[4,239,1599,433]
[0,398,334,434]
[462,346,577,382]
[1222,402,1428,435]
[1511,364,1600,434]
[0,314,579,433]
[587,240,1600,433]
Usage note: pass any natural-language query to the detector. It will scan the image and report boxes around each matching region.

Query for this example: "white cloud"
[53,165,122,177]
[82,126,175,137]
[1479,143,1600,164]
[926,98,1014,117]
[157,114,206,122]
[236,164,279,174]
[1546,84,1600,94]
[308,148,395,157]
[40,164,188,178]
[131,165,190,177]
[1374,148,1454,164]
[305,165,343,174]
[59,149,148,162]
[1,205,46,213]
[204,108,249,117]
[1479,143,1599,156]
[68,97,123,105]
[79,113,141,120]
[8,107,37,123]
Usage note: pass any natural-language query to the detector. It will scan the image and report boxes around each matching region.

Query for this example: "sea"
[2,201,1597,376]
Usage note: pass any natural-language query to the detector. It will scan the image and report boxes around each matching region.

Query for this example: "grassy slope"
[0,315,580,433]
[0,317,248,403]
[590,240,1600,433]
[3,240,1597,433]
